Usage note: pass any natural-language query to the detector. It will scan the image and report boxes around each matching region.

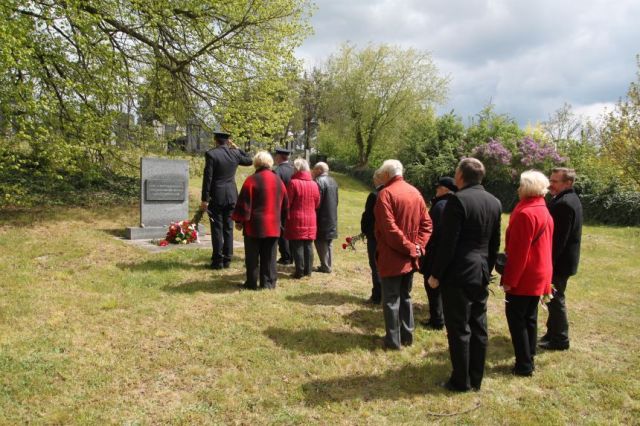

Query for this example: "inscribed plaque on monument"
[145,178,186,201]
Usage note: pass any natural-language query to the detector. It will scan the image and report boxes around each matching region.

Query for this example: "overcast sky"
[295,0,640,126]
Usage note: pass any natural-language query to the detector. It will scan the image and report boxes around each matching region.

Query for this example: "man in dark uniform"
[428,158,501,392]
[201,130,252,269]
[274,148,294,265]
[539,167,583,351]
[420,176,457,329]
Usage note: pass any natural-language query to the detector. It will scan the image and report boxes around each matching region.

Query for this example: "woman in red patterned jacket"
[501,170,554,376]
[232,151,288,290]
[284,158,321,278]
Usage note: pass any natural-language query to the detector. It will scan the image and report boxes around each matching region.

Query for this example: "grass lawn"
[1,170,639,424]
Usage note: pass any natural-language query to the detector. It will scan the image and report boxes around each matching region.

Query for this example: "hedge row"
[327,158,640,227]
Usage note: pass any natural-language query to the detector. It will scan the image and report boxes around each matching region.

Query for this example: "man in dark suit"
[361,170,384,304]
[274,148,294,265]
[428,158,502,392]
[201,130,252,269]
[420,176,458,329]
[539,167,583,351]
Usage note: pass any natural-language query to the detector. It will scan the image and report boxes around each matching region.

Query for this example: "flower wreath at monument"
[157,208,205,246]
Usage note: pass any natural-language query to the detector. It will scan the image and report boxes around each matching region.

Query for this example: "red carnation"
[342,243,348,249]
[346,236,353,243]
[159,240,169,247]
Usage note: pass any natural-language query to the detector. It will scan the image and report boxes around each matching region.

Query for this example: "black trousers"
[208,204,234,267]
[545,275,570,344]
[277,219,292,263]
[243,236,278,289]
[289,239,314,275]
[381,272,414,349]
[423,279,444,327]
[441,284,489,391]
[505,294,539,374]
[366,235,382,302]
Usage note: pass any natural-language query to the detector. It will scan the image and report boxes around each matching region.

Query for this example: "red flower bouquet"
[160,220,199,245]
[342,233,366,250]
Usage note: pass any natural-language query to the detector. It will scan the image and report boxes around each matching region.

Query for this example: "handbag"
[495,219,548,275]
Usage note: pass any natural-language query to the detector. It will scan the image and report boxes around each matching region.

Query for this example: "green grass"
[1,171,639,424]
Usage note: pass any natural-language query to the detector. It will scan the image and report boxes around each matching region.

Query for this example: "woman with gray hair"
[500,170,554,376]
[284,158,321,278]
[232,151,288,289]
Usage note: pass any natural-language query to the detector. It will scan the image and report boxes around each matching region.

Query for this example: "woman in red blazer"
[284,158,320,278]
[501,170,554,376]
[232,151,288,290]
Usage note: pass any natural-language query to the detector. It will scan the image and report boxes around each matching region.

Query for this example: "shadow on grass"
[286,292,366,306]
[265,327,378,354]
[302,356,451,404]
[117,259,209,272]
[162,273,246,294]
[343,309,381,332]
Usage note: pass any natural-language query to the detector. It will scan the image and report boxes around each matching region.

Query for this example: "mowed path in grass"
[1,171,639,424]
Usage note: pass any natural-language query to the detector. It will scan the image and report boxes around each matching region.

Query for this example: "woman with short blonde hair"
[252,151,274,170]
[518,170,549,199]
[232,151,288,290]
[500,169,554,376]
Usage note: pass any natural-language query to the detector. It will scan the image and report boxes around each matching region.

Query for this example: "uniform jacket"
[284,171,321,240]
[315,173,339,240]
[374,176,432,278]
[231,168,288,239]
[201,144,252,206]
[548,188,583,277]
[275,161,295,186]
[432,184,502,287]
[420,192,455,276]
[502,196,554,296]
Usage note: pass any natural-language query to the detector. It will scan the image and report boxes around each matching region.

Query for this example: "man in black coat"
[420,176,458,329]
[274,148,295,265]
[539,167,583,351]
[312,162,339,273]
[428,158,502,392]
[201,130,252,269]
[361,170,384,304]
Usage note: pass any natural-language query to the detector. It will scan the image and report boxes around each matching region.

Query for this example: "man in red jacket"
[374,159,432,350]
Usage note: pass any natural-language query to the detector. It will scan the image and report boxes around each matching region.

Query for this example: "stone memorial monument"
[126,157,204,239]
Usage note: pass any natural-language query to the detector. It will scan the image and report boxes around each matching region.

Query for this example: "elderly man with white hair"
[312,161,339,273]
[374,159,432,350]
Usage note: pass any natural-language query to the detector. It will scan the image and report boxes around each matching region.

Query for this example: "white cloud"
[297,0,640,125]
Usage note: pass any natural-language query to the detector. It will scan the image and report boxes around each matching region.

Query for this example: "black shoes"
[314,266,331,273]
[277,258,293,265]
[365,297,381,305]
[439,380,476,393]
[538,340,570,351]
[420,320,444,330]
[511,367,534,377]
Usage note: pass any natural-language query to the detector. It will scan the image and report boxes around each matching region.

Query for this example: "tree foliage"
[0,0,311,205]
[601,56,640,186]
[322,43,448,167]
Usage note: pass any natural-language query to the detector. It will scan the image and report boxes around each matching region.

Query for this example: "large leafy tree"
[322,43,448,167]
[601,56,640,187]
[0,0,311,193]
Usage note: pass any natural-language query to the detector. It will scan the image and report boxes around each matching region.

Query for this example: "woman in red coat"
[232,151,288,290]
[501,170,554,376]
[284,158,320,278]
